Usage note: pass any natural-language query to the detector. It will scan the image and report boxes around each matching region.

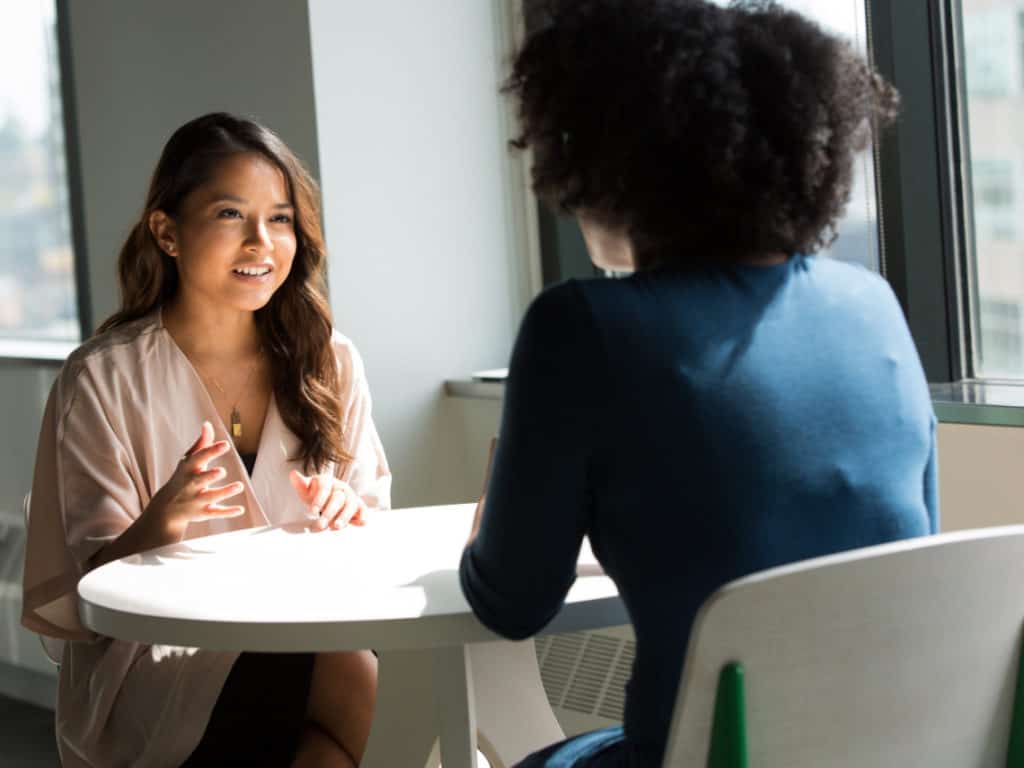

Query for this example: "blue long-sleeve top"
[459,255,938,767]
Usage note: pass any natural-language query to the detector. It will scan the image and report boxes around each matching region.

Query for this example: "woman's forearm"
[89,507,184,570]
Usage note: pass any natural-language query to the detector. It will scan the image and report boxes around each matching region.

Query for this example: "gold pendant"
[231,407,242,439]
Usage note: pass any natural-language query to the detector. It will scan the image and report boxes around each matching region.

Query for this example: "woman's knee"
[307,651,378,760]
[291,723,357,768]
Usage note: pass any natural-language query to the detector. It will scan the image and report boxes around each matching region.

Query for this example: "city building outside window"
[972,159,1017,243]
[979,298,1024,375]
[964,6,1014,97]
[961,0,1024,378]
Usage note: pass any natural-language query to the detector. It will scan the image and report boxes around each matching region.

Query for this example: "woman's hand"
[289,470,367,531]
[142,421,246,541]
[89,422,245,570]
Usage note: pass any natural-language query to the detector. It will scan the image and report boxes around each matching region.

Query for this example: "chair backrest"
[22,492,64,666]
[663,526,1024,768]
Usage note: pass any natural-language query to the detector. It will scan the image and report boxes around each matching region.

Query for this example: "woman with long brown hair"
[22,112,389,767]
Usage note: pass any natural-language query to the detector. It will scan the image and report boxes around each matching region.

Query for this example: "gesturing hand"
[143,421,246,540]
[289,470,367,531]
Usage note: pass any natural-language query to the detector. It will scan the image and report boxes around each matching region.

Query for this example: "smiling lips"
[231,264,273,280]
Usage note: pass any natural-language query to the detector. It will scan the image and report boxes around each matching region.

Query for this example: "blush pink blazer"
[22,310,391,767]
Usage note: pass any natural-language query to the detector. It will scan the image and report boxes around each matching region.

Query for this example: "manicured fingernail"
[311,506,320,516]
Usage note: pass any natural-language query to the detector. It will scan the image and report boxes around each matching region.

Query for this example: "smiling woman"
[21,113,392,767]
[97,114,346,472]
[151,156,296,309]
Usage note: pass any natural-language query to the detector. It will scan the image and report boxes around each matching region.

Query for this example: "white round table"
[78,503,627,768]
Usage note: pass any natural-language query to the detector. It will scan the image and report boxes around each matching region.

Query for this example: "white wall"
[308,0,534,506]
[937,423,1024,531]
[0,362,60,689]
[65,0,321,323]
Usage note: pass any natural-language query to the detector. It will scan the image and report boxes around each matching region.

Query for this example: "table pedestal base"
[363,639,565,768]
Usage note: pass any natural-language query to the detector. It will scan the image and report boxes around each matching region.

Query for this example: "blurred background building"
[963,0,1024,376]
[0,0,77,343]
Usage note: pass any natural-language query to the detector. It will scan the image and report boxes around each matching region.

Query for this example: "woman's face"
[150,152,297,314]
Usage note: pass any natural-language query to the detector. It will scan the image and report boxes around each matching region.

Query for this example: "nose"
[244,217,274,254]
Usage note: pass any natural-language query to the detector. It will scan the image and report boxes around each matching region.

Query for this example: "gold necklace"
[201,351,262,441]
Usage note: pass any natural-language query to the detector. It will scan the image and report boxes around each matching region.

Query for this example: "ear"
[148,210,179,258]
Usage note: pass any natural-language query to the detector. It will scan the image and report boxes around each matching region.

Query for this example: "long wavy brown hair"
[97,112,349,472]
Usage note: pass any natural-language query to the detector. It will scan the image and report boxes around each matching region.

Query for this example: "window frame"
[57,0,92,340]
[867,0,969,383]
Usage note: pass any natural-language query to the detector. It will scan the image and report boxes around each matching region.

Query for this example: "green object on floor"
[1006,633,1024,767]
[707,662,748,768]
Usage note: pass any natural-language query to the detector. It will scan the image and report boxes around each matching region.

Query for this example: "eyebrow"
[209,194,293,209]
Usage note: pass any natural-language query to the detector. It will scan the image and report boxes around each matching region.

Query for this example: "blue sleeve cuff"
[459,543,564,641]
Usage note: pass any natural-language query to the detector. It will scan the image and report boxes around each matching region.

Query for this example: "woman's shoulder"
[58,313,163,395]
[514,280,606,364]
[329,328,369,385]
[38,312,165,433]
[798,256,905,318]
[802,254,893,293]
[522,279,600,327]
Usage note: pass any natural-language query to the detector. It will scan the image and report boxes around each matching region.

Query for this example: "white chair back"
[22,492,64,666]
[663,526,1024,768]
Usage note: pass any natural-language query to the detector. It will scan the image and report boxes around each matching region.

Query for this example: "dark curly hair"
[507,0,900,269]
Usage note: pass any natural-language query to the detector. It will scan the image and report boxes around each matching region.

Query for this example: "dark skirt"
[180,652,315,767]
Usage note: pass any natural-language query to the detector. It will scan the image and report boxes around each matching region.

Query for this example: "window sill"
[446,378,1024,427]
[0,339,77,364]
[444,379,505,401]
[930,381,1024,427]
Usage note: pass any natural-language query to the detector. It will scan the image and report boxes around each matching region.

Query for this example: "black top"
[240,453,257,477]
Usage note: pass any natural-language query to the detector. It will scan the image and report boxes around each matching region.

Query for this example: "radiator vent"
[535,631,636,721]
[534,631,584,704]
[597,639,633,720]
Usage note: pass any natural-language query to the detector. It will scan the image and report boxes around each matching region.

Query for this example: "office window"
[1019,10,1024,88]
[0,0,80,344]
[961,0,1024,378]
[776,0,882,272]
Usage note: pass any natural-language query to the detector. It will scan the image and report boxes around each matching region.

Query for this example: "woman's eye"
[217,208,242,219]
[271,214,293,224]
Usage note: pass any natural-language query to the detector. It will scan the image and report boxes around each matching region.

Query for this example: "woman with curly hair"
[459,1,936,766]
[22,113,390,767]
